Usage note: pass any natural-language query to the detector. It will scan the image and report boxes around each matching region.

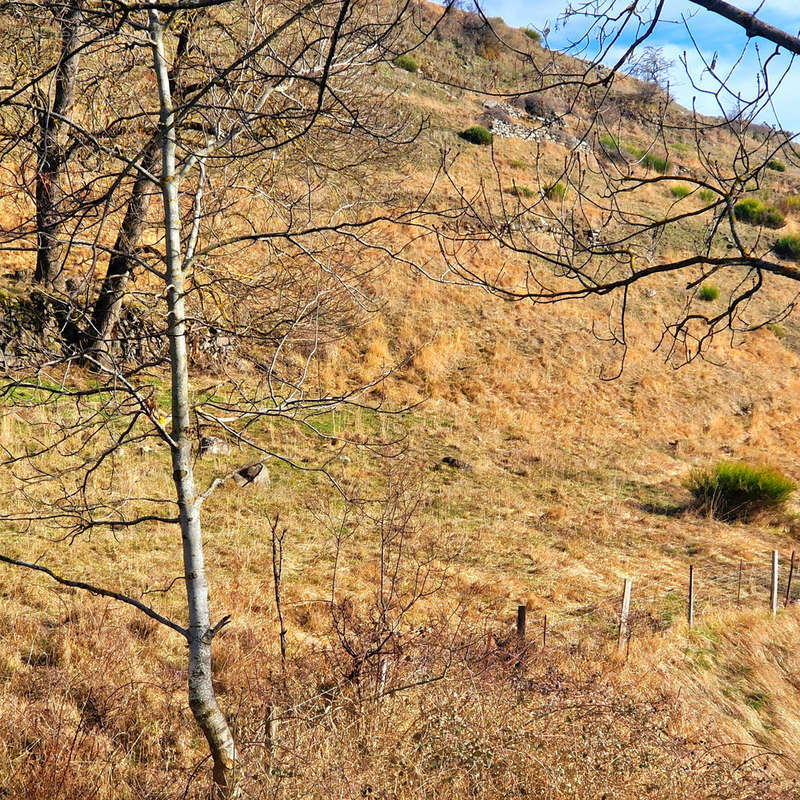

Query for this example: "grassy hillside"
[2,3,800,797]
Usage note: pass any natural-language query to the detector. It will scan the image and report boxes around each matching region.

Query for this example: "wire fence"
[508,548,798,656]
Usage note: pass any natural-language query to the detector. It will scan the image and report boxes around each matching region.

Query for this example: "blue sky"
[479,0,800,131]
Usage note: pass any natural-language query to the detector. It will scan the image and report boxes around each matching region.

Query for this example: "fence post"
[688,564,695,628]
[785,551,796,607]
[737,558,742,605]
[770,550,779,616]
[265,705,276,763]
[617,578,632,654]
[516,604,526,644]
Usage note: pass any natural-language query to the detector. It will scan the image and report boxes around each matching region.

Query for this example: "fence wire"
[504,550,797,657]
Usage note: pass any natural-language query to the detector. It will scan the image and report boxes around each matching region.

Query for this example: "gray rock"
[199,436,232,456]
[231,461,269,487]
[441,456,473,471]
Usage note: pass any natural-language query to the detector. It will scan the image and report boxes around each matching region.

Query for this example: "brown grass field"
[3,6,800,798]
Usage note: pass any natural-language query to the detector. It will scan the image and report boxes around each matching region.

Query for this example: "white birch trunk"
[149,11,237,794]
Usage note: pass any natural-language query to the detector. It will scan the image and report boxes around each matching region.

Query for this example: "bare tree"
[413,1,800,374]
[625,45,674,99]
[0,0,436,794]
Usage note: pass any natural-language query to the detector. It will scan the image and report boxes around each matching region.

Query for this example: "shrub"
[522,27,541,43]
[513,184,535,198]
[685,461,796,521]
[762,206,786,228]
[734,197,762,223]
[698,283,719,301]
[767,158,786,172]
[774,234,800,260]
[394,54,418,73]
[670,185,691,198]
[698,189,715,203]
[459,125,492,146]
[544,181,566,201]
[734,197,785,228]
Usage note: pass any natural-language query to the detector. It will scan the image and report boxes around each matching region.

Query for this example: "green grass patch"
[459,125,492,146]
[774,234,800,260]
[767,158,786,172]
[744,690,770,713]
[698,284,719,301]
[669,184,691,198]
[508,158,527,169]
[685,461,796,521]
[522,27,541,43]
[393,54,418,73]
[598,134,619,151]
[512,184,535,198]
[767,323,788,339]
[778,194,800,215]
[544,181,566,201]
[698,189,715,203]
[734,197,785,229]
[626,145,669,173]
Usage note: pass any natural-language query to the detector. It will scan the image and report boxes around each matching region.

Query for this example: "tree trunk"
[85,141,159,366]
[35,0,84,292]
[149,11,238,794]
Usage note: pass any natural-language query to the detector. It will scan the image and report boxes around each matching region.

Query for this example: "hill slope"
[2,3,800,797]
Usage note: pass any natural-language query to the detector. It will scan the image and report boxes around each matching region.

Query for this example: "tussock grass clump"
[670,184,691,198]
[686,461,796,521]
[777,194,800,216]
[626,145,669,173]
[734,197,785,229]
[544,181,566,200]
[598,134,619,151]
[698,283,719,301]
[698,189,715,203]
[394,54,418,73]
[512,184,535,198]
[774,234,800,260]
[522,27,541,43]
[767,158,786,172]
[459,125,492,146]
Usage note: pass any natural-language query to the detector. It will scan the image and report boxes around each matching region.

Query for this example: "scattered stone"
[232,461,269,487]
[199,436,232,456]
[441,455,473,471]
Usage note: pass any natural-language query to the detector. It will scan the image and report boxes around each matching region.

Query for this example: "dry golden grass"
[3,10,800,797]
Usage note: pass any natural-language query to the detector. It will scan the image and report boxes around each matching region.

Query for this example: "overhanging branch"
[0,554,188,639]
[689,0,800,55]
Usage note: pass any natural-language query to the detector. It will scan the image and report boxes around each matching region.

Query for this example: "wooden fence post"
[265,705,276,763]
[737,558,742,605]
[770,550,779,617]
[516,604,526,644]
[785,551,795,607]
[617,578,632,654]
[688,564,695,628]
